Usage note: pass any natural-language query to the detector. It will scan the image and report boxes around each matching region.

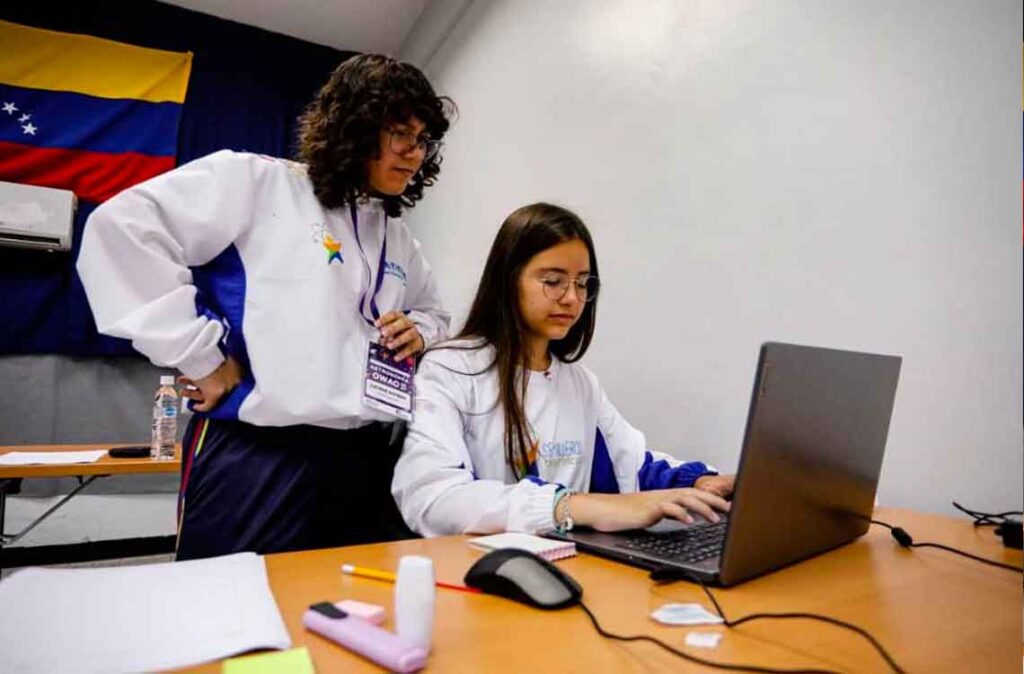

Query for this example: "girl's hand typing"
[567,489,731,532]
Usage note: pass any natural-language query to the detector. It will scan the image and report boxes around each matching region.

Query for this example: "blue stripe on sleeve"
[588,429,620,494]
[191,244,254,420]
[637,451,714,490]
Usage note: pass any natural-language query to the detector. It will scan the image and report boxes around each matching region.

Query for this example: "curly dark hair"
[296,54,455,217]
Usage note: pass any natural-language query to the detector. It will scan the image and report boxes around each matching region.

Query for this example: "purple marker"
[303,602,428,672]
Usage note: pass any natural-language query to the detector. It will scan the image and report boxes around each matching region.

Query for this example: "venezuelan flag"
[0,20,192,203]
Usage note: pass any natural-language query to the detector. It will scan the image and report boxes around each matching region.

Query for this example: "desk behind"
[192,507,1020,673]
[0,443,181,569]
[0,443,181,479]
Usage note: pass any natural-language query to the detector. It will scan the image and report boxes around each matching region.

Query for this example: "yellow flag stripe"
[0,20,192,104]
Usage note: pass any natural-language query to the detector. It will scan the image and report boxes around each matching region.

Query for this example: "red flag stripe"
[0,140,174,203]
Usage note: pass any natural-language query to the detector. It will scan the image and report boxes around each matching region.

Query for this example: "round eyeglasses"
[388,128,443,162]
[536,273,600,303]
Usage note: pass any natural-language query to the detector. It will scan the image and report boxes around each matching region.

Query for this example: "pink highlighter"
[303,601,428,673]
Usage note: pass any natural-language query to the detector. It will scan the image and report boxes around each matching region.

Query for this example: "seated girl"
[392,203,733,537]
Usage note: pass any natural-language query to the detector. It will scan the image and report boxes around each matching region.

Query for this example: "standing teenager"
[78,54,455,559]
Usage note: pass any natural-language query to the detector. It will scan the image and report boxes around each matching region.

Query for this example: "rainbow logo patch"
[514,438,540,477]
[322,234,343,264]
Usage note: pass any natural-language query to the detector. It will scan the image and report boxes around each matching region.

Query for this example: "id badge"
[362,341,414,421]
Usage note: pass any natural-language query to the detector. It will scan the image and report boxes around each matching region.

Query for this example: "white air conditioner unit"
[0,180,77,252]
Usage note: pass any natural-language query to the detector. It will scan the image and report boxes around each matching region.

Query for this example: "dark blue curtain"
[0,1,355,355]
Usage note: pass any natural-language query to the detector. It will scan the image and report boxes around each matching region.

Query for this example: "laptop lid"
[717,342,901,585]
[551,342,901,587]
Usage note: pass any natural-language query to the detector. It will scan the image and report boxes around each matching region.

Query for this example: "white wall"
[403,0,1023,516]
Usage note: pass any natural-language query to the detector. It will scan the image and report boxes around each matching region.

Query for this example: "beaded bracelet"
[553,486,574,533]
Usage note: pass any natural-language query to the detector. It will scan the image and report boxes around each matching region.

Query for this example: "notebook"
[469,533,576,561]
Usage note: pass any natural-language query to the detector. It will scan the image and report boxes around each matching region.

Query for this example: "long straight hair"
[456,203,599,478]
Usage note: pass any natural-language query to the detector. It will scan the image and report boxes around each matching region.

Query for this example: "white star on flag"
[22,123,37,135]
[18,113,31,123]
[2,102,17,115]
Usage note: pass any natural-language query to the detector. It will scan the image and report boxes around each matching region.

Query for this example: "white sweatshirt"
[77,150,450,429]
[392,341,714,536]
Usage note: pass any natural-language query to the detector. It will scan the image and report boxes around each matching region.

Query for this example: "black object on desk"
[464,548,582,609]
[108,446,150,458]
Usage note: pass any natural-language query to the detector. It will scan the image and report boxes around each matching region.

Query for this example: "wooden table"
[194,507,1022,673]
[0,443,182,481]
[0,443,181,569]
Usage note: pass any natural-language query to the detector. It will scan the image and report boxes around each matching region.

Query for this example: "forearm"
[404,246,451,349]
[560,492,635,532]
[395,470,558,536]
[558,488,731,533]
[406,308,450,349]
[77,152,252,376]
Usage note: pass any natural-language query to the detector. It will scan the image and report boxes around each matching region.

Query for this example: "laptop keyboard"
[619,520,728,564]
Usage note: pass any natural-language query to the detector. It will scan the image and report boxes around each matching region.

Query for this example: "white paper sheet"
[0,450,108,466]
[0,552,291,673]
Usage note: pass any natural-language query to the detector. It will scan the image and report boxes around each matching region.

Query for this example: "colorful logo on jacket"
[322,233,343,264]
[310,222,343,265]
[514,438,541,476]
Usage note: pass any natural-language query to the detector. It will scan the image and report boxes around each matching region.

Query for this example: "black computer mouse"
[464,548,583,610]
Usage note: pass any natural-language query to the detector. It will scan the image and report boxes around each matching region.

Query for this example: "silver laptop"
[548,342,902,586]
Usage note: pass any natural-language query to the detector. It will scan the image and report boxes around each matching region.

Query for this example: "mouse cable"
[577,599,843,674]
[870,519,1023,573]
[694,577,904,673]
[643,569,905,673]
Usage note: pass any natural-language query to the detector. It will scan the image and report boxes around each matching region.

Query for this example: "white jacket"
[392,342,714,536]
[77,150,450,428]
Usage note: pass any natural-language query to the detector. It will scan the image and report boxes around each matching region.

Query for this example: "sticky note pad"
[223,646,315,674]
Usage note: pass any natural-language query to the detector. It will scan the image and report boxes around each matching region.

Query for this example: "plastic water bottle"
[151,375,178,460]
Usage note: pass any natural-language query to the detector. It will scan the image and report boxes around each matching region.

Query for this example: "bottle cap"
[160,375,175,385]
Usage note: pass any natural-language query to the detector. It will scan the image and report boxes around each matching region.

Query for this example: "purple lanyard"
[350,203,388,328]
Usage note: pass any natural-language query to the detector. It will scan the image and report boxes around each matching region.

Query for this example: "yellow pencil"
[341,563,481,593]
[341,564,397,583]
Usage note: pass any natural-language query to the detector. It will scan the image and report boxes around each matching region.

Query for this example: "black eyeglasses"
[536,273,600,303]
[388,128,443,161]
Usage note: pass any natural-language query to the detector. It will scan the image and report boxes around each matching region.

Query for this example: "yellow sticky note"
[222,647,315,674]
